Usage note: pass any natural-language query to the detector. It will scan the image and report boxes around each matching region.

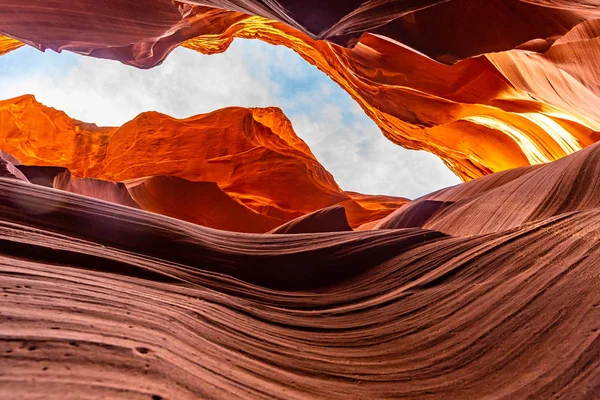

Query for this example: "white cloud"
[0,43,278,124]
[0,40,460,198]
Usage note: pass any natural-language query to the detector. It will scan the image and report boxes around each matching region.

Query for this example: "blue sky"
[0,40,460,198]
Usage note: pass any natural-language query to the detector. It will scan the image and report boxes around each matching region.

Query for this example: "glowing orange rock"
[1,2,599,181]
[179,10,600,180]
[487,19,600,130]
[0,95,407,230]
[0,34,21,55]
[1,3,600,398]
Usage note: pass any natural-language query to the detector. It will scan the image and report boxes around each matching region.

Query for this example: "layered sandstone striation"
[0,142,599,398]
[267,205,352,234]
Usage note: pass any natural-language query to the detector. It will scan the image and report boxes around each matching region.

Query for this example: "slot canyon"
[0,1,599,399]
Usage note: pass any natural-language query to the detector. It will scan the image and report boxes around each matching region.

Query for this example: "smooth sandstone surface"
[267,205,352,234]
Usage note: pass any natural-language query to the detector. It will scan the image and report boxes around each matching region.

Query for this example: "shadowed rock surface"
[268,205,352,234]
[0,151,27,182]
[16,166,70,187]
[127,177,283,233]
[53,170,141,210]
[0,157,598,398]
[374,200,454,230]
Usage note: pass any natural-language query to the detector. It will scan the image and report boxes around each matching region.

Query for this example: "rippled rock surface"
[0,145,599,398]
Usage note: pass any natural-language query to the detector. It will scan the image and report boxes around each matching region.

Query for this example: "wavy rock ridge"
[0,141,599,398]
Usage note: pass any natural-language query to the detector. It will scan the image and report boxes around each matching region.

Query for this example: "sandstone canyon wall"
[0,1,599,399]
[2,1,600,179]
[0,145,598,398]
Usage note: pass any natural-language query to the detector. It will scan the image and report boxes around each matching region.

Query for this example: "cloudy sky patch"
[0,40,460,198]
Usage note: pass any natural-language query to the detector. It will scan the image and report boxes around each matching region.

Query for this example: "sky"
[0,40,460,199]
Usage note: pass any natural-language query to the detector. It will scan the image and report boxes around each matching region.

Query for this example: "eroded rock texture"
[0,95,407,231]
[0,2,600,399]
[0,143,599,398]
[1,1,600,179]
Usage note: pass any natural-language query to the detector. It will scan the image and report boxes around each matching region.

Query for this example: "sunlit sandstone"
[0,95,407,230]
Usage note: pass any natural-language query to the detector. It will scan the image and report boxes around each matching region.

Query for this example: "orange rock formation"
[126,177,284,233]
[0,95,407,230]
[179,8,600,180]
[0,34,21,56]
[1,1,599,179]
